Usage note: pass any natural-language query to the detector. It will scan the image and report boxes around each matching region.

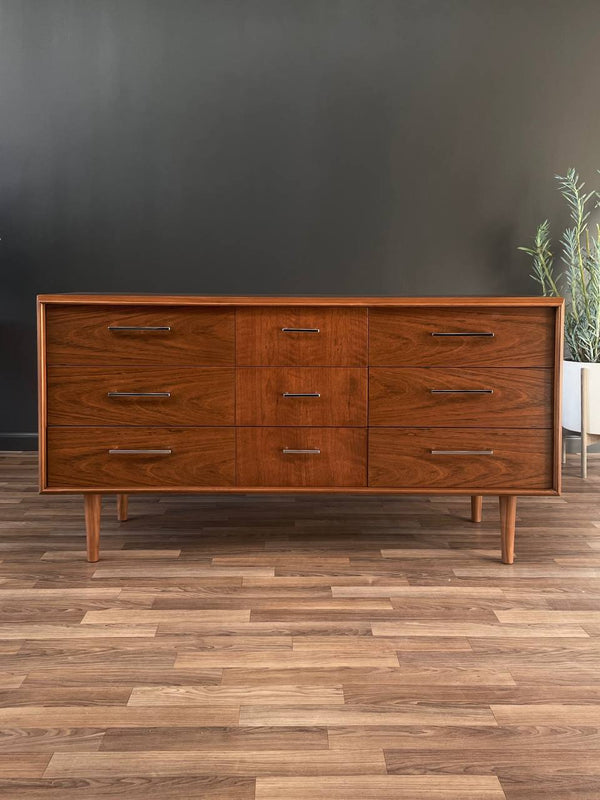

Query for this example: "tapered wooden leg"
[471,495,483,523]
[117,493,128,522]
[582,368,589,479]
[499,495,517,565]
[581,433,588,479]
[84,494,101,563]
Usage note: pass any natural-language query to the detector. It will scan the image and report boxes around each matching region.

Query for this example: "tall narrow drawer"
[369,368,553,427]
[47,428,235,489]
[369,307,555,366]
[47,367,235,426]
[46,306,235,365]
[236,307,367,365]
[369,428,552,489]
[237,428,366,486]
[237,368,367,426]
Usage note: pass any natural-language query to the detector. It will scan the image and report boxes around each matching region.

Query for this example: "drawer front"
[236,368,367,426]
[369,307,555,366]
[237,427,367,486]
[369,368,553,427]
[46,306,235,365]
[236,307,367,366]
[47,428,235,489]
[47,367,235,426]
[369,428,552,489]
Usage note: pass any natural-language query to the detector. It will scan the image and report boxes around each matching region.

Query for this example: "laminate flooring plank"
[0,706,240,727]
[371,623,589,638]
[100,725,329,751]
[328,724,600,750]
[41,550,181,561]
[128,685,344,706]
[82,610,251,624]
[45,749,387,777]
[0,727,105,753]
[0,776,255,799]
[0,754,50,777]
[495,610,600,624]
[238,704,498,726]
[176,651,400,668]
[491,705,600,725]
[0,625,158,640]
[254,775,506,799]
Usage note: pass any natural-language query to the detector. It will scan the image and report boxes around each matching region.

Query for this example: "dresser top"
[37,294,564,307]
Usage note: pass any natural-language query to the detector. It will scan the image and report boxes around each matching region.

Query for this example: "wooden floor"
[0,454,599,798]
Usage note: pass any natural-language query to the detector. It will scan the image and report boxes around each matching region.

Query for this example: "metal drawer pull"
[281,327,320,333]
[282,392,321,398]
[108,449,172,455]
[282,448,321,455]
[431,449,494,456]
[107,325,171,332]
[431,331,494,337]
[430,389,493,395]
[107,392,171,398]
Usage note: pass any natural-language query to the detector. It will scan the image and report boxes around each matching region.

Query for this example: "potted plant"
[520,169,600,432]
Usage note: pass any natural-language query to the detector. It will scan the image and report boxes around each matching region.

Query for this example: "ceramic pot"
[562,359,600,432]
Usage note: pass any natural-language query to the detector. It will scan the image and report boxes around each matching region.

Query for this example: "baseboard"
[0,433,38,451]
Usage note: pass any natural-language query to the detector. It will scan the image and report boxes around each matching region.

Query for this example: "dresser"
[37,295,564,564]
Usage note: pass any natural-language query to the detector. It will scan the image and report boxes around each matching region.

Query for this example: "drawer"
[368,428,552,489]
[369,368,553,427]
[47,428,235,489]
[46,306,235,365]
[236,307,367,365]
[369,307,555,366]
[237,428,366,486]
[47,367,235,426]
[236,368,367,426]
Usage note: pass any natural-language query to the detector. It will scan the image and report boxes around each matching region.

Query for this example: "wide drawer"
[46,428,235,489]
[236,307,367,366]
[236,368,367,426]
[368,428,552,489]
[369,367,553,427]
[237,427,367,486]
[369,307,555,366]
[45,306,235,365]
[47,367,235,426]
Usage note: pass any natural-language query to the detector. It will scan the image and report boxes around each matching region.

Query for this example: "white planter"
[562,359,600,432]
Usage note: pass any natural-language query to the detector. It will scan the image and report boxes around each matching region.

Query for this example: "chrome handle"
[107,392,171,398]
[108,449,172,455]
[281,327,320,333]
[431,449,494,455]
[431,331,494,337]
[282,392,321,398]
[430,389,493,395]
[107,325,171,332]
[282,448,321,455]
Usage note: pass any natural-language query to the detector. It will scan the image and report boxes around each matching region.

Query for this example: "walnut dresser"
[37,295,564,563]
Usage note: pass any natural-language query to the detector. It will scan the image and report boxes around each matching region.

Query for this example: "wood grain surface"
[47,427,235,488]
[369,367,553,427]
[236,427,367,486]
[38,294,565,307]
[47,367,235,426]
[369,307,556,366]
[236,367,367,426]
[0,451,597,799]
[45,305,235,366]
[369,428,553,489]
[236,307,367,366]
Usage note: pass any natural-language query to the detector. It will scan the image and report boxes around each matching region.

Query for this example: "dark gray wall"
[1,0,600,447]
